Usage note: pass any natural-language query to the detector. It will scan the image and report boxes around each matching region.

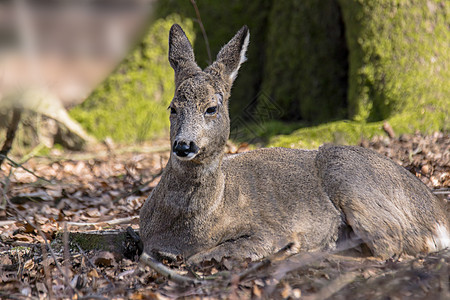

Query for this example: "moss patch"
[268,104,448,149]
[269,120,381,149]
[339,0,450,122]
[69,15,195,143]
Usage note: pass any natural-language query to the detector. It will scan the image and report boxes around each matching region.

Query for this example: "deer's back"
[221,148,342,252]
[221,145,450,257]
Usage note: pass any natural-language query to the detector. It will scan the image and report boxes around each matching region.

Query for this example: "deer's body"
[139,25,449,263]
[140,148,342,262]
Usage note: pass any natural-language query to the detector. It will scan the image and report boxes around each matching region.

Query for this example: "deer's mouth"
[174,151,198,161]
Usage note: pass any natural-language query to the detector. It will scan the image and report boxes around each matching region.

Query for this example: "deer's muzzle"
[173,140,199,160]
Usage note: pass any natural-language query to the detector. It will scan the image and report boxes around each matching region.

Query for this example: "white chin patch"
[174,152,197,161]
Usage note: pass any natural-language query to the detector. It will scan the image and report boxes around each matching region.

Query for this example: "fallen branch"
[272,238,364,282]
[139,252,203,285]
[66,216,139,227]
[0,168,12,209]
[40,145,170,163]
[238,242,294,281]
[305,272,359,300]
[0,107,22,167]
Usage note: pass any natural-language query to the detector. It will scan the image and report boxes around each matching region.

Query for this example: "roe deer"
[139,24,450,264]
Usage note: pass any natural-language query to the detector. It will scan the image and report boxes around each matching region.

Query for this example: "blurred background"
[0,0,449,154]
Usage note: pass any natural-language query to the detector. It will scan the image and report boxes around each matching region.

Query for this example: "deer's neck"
[162,154,225,212]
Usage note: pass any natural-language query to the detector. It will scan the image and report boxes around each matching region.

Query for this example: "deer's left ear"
[206,26,250,84]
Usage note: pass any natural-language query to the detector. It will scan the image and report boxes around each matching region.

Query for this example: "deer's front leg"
[187,234,281,264]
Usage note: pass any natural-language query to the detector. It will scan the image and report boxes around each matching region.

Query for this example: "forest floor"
[0,132,449,299]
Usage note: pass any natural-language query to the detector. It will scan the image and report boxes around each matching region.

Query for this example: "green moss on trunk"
[269,0,450,149]
[268,109,448,149]
[339,0,450,122]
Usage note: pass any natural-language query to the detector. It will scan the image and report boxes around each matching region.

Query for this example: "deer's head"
[167,24,249,165]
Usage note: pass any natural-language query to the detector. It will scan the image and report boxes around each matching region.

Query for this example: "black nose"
[173,140,199,158]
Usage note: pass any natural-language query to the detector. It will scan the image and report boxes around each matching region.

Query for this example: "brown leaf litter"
[0,133,449,299]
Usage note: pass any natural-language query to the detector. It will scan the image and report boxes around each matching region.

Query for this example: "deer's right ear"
[169,24,200,85]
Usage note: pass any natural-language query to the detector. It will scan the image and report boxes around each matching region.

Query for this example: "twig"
[139,252,203,285]
[0,107,22,167]
[2,188,79,298]
[238,242,294,281]
[112,169,163,204]
[66,216,139,227]
[1,155,53,183]
[63,222,70,287]
[19,142,46,165]
[78,296,110,300]
[41,242,55,300]
[75,243,115,287]
[190,0,212,65]
[16,244,24,279]
[382,121,396,139]
[0,168,12,209]
[277,238,364,278]
[304,272,359,300]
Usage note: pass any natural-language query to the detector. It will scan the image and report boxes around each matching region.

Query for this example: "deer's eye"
[205,106,218,115]
[170,107,177,115]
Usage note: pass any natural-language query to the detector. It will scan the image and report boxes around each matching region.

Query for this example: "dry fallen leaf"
[24,259,34,270]
[93,251,116,267]
[14,233,34,243]
[88,269,100,278]
[280,282,292,298]
[249,284,260,298]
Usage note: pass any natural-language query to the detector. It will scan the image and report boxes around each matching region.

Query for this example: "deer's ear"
[212,26,250,83]
[169,24,201,86]
[169,24,195,70]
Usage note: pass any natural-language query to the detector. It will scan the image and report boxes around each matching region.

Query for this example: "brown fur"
[139,24,450,263]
